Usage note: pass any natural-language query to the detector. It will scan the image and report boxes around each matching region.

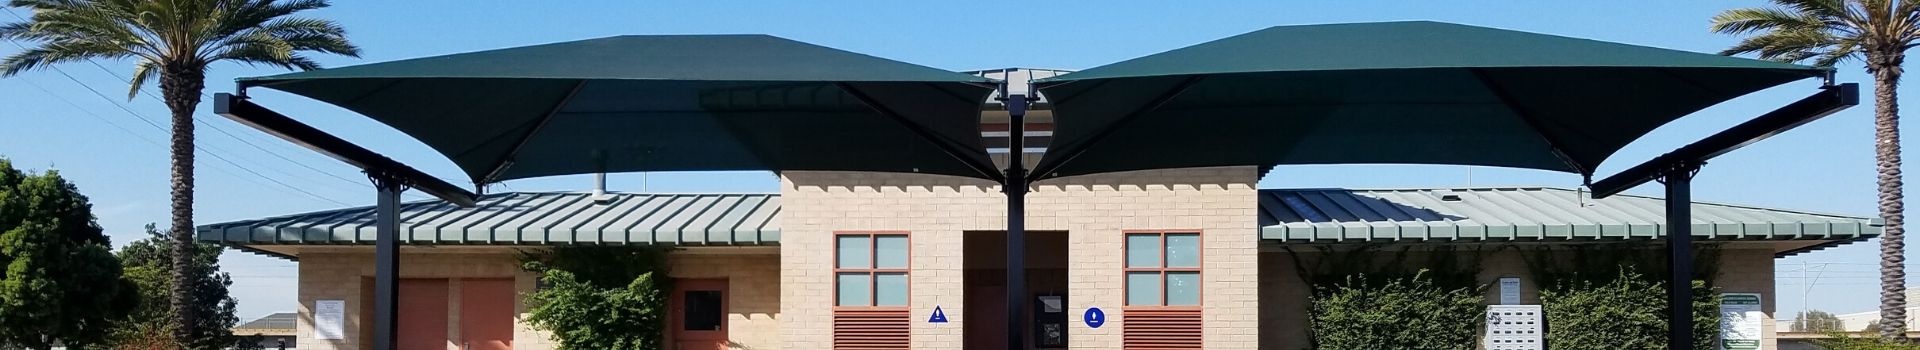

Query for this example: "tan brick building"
[203,171,1875,350]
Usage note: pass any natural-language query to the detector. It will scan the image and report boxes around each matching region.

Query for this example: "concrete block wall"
[1256,245,1780,350]
[291,247,780,350]
[779,166,1261,350]
[293,248,547,350]
[668,252,784,350]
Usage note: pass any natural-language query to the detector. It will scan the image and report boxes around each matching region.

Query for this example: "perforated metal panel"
[1485,305,1544,350]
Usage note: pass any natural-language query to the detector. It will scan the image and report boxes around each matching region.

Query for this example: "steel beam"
[1591,83,1858,198]
[1004,93,1031,350]
[370,174,405,350]
[1662,164,1698,350]
[1588,83,1860,349]
[212,93,478,206]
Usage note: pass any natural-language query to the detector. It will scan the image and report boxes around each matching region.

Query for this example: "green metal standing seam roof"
[196,192,780,247]
[1260,187,1878,245]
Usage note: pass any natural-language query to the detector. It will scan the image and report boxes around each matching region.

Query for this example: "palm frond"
[1712,7,1829,34]
[202,13,357,66]
[0,43,127,76]
[1813,40,1862,67]
[0,21,28,40]
[2,0,357,87]
[126,59,154,100]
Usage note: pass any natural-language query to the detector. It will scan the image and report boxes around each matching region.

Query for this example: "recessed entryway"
[964,230,1069,350]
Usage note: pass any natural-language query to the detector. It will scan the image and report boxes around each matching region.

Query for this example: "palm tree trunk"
[1874,52,1909,340]
[162,64,207,346]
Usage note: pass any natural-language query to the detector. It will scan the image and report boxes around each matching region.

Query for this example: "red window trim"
[1121,229,1204,311]
[832,231,911,311]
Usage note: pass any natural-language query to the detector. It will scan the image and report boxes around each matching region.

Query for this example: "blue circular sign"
[1083,307,1106,328]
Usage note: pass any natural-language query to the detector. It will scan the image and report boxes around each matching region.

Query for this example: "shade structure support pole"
[369,172,410,350]
[1659,162,1700,350]
[1002,93,1033,350]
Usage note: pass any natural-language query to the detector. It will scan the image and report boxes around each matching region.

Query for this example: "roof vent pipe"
[592,173,612,203]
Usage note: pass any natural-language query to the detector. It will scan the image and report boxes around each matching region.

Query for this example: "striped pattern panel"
[1122,309,1202,349]
[833,309,910,349]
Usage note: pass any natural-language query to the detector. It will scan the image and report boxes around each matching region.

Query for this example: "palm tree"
[0,0,357,344]
[1713,0,1918,340]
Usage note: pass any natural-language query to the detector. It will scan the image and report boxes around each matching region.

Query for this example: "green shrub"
[521,247,672,350]
[1308,270,1486,350]
[1535,266,1719,350]
[1813,333,1920,350]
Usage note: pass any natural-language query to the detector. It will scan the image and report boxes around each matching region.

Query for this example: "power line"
[0,12,448,204]
[79,58,391,191]
[1,8,405,193]
[90,61,437,201]
[10,74,352,205]
[1,47,353,205]
[33,61,352,205]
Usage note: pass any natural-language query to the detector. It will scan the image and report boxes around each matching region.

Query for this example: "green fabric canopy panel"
[1033,21,1830,179]
[240,35,1001,184]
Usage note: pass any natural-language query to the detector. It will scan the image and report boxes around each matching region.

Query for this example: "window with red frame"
[835,232,910,307]
[1124,231,1201,306]
[1122,231,1203,349]
[832,232,910,349]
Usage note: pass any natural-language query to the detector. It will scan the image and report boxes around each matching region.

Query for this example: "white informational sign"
[314,299,346,340]
[1720,293,1764,350]
[1485,305,1544,350]
[1498,277,1522,305]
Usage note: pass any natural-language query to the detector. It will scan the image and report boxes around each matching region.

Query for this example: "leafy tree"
[113,224,238,349]
[0,159,138,349]
[1712,0,1920,339]
[0,0,359,341]
[1797,310,1850,333]
[521,247,671,350]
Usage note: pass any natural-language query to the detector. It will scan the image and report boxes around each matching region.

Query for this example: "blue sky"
[0,0,1899,321]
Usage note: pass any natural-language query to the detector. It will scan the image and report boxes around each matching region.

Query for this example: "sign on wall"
[1720,293,1764,350]
[1484,305,1544,350]
[1498,277,1522,305]
[1084,307,1105,329]
[930,306,948,323]
[314,299,346,340]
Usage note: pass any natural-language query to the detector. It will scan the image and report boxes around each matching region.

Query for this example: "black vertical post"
[370,173,405,350]
[1004,93,1030,350]
[1663,163,1698,350]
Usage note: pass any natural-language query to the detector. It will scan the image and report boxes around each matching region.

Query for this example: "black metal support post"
[370,173,408,350]
[1661,163,1699,350]
[1003,93,1031,350]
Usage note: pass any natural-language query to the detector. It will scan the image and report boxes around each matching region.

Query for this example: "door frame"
[670,278,730,345]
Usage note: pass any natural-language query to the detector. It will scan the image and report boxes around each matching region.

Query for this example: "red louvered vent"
[833,309,911,349]
[1123,309,1203,349]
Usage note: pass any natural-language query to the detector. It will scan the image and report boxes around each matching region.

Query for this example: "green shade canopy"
[1032,21,1829,179]
[240,35,1001,184]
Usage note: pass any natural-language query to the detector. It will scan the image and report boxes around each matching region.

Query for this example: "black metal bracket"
[212,93,478,207]
[1590,83,1859,198]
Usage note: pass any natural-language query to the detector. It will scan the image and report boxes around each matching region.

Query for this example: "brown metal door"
[398,279,450,350]
[461,278,515,350]
[966,285,1007,350]
[671,279,729,350]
